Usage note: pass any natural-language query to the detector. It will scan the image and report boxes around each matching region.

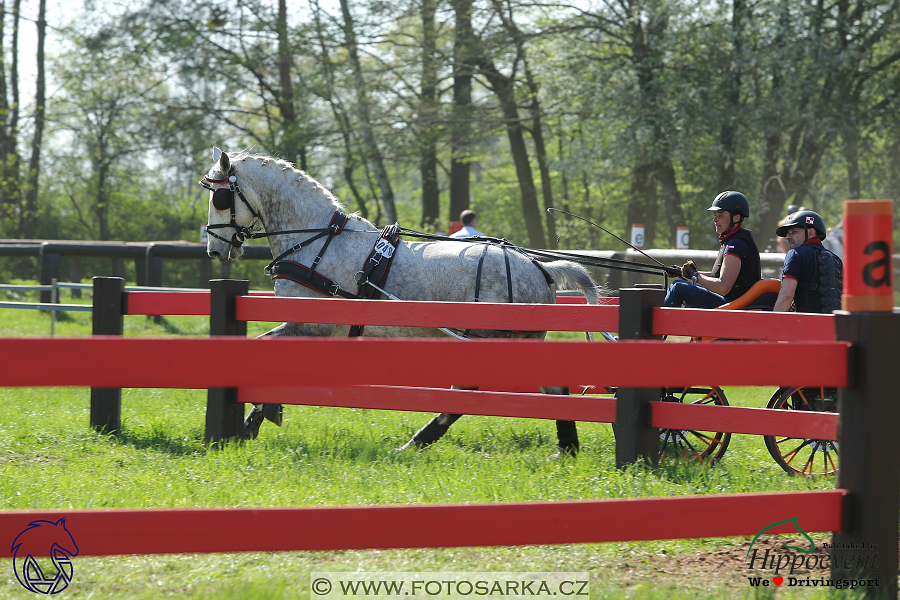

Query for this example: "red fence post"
[831,199,898,598]
[205,279,249,446]
[615,286,664,468]
[90,276,125,432]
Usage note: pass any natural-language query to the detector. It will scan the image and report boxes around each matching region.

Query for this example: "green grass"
[0,287,858,599]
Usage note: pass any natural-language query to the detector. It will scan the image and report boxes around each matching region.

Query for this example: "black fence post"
[145,244,164,287]
[144,245,164,322]
[205,279,249,446]
[39,243,61,304]
[831,311,900,597]
[90,277,125,433]
[614,286,665,469]
[135,258,147,286]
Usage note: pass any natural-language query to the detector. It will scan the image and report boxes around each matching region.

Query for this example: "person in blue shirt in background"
[664,191,761,308]
[773,210,843,313]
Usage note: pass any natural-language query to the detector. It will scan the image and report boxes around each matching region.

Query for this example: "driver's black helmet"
[776,210,827,240]
[707,191,750,219]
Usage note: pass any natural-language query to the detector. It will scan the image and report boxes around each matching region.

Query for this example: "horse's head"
[11,518,79,559]
[202,147,261,261]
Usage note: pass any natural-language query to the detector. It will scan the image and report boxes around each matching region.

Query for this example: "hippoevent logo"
[747,516,816,562]
[745,516,881,591]
[11,518,79,594]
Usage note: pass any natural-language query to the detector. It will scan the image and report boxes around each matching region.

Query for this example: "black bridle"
[200,167,368,274]
[200,166,264,248]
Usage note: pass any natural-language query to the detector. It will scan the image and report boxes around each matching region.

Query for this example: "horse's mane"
[233,151,371,225]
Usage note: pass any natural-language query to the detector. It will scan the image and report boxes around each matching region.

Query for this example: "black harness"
[267,213,402,336]
[456,239,549,338]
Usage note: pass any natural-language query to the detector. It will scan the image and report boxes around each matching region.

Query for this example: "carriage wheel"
[657,386,731,466]
[763,387,839,476]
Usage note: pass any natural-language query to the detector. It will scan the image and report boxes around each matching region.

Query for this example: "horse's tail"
[541,260,602,305]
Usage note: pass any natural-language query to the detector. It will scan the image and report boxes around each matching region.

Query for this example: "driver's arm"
[774,277,798,312]
[696,254,741,296]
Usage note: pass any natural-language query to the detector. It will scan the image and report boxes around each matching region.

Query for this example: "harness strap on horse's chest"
[269,260,358,299]
[350,223,403,337]
[306,212,350,279]
[264,211,351,275]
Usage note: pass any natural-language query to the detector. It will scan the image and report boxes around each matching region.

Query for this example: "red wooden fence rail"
[239,385,839,441]
[235,296,620,332]
[123,290,836,341]
[0,490,845,557]
[653,307,836,341]
[0,337,849,389]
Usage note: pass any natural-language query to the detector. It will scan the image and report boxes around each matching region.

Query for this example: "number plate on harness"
[374,238,395,258]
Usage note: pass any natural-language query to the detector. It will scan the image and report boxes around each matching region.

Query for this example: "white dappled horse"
[202,148,600,452]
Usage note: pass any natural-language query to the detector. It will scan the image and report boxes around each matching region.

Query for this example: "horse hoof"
[548,446,579,461]
[396,438,425,452]
[243,406,265,440]
[263,403,283,427]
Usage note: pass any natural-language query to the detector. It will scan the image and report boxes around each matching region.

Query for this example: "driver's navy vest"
[711,228,761,301]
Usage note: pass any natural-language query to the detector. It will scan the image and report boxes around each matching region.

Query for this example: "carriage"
[647,278,838,476]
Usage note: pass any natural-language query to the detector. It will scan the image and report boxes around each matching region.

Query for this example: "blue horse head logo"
[11,518,79,594]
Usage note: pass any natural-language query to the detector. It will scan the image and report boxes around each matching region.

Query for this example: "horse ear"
[219,150,230,173]
[212,146,222,162]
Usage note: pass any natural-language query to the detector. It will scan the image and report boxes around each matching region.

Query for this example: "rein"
[393,227,670,278]
[201,166,668,280]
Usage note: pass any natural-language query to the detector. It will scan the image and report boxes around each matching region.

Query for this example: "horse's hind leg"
[242,403,284,440]
[541,387,579,457]
[400,412,463,450]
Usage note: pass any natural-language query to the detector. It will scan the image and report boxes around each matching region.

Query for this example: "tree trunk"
[338,0,397,224]
[758,130,785,252]
[419,0,440,229]
[655,156,684,244]
[21,0,44,237]
[524,64,557,248]
[96,161,109,241]
[627,1,683,247]
[629,163,658,247]
[1,0,21,228]
[717,0,745,191]
[277,0,303,169]
[448,0,473,225]
[311,0,368,219]
[476,56,546,248]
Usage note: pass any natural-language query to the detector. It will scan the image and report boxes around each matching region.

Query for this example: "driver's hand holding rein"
[664,191,762,309]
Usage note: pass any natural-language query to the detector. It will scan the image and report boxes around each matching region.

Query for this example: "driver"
[773,210,843,313]
[664,191,761,308]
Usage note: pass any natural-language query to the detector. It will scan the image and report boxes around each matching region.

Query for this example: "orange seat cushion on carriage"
[717,279,781,310]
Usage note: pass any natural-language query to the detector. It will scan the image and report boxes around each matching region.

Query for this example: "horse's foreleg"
[541,387,579,457]
[242,322,312,439]
[399,384,476,450]
[400,413,464,450]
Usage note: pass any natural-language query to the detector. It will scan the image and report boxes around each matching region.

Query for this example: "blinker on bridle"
[199,165,263,248]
